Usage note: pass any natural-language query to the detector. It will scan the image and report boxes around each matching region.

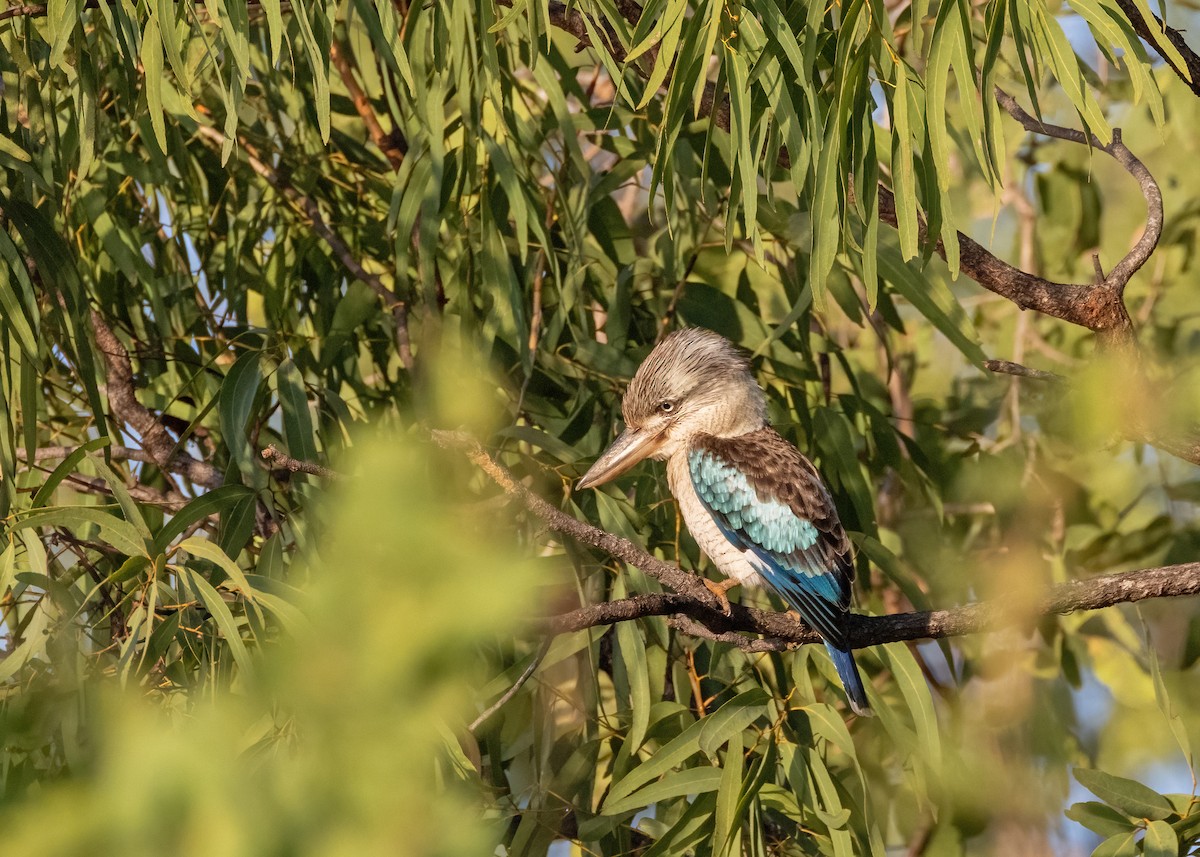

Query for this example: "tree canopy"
[2,0,1200,854]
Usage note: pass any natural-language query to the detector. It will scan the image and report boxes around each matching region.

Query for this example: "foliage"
[2,0,1200,854]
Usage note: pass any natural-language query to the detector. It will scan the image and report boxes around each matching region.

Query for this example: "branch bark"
[1113,0,1200,99]
[261,444,341,480]
[89,310,224,490]
[329,40,407,170]
[443,432,1200,652]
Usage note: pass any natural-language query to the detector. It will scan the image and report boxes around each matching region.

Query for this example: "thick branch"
[430,430,725,609]
[20,444,157,465]
[877,185,1112,327]
[89,310,224,490]
[444,432,1200,653]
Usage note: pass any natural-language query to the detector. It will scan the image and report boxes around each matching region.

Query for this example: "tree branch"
[329,40,407,170]
[983,360,1065,383]
[61,473,190,513]
[993,88,1162,301]
[1113,0,1200,99]
[89,310,224,490]
[430,430,726,609]
[19,444,158,465]
[260,444,341,480]
[543,563,1200,651]
[441,432,1200,652]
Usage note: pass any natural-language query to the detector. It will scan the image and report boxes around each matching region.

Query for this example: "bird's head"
[577,328,768,489]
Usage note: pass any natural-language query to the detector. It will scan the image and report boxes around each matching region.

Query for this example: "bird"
[577,327,870,715]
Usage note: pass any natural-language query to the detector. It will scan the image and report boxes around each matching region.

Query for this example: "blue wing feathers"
[688,446,848,619]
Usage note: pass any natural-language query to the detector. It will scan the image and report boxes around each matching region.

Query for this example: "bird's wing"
[688,428,854,647]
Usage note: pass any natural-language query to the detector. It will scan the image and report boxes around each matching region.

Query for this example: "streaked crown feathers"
[622,328,766,431]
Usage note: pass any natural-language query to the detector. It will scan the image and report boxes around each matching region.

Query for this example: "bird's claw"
[702,578,735,616]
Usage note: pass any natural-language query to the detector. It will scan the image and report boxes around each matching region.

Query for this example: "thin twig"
[468,638,552,733]
[983,360,1065,383]
[260,444,341,480]
[60,473,191,512]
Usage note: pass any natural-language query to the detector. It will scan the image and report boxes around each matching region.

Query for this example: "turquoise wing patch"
[687,448,847,639]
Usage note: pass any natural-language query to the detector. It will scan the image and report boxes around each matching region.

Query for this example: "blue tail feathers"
[825,643,872,716]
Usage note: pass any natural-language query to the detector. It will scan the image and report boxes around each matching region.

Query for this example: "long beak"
[577,428,664,490]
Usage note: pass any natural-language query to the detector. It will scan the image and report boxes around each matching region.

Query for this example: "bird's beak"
[577,428,664,490]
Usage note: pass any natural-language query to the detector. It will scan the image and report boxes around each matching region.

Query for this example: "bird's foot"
[702,578,738,616]
[784,609,807,629]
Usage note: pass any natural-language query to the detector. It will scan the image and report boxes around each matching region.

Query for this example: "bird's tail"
[825,643,872,716]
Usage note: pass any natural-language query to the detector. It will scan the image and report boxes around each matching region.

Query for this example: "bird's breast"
[666,453,766,588]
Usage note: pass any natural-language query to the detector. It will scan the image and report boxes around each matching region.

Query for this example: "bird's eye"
[658,401,675,414]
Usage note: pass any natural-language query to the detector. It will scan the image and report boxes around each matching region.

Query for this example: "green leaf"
[1123,0,1192,82]
[1066,801,1138,837]
[642,793,718,857]
[0,542,15,596]
[1090,829,1140,857]
[15,507,148,557]
[142,15,169,154]
[275,359,318,463]
[219,350,263,478]
[289,0,331,141]
[0,133,31,163]
[1074,768,1175,821]
[605,717,706,808]
[808,108,841,310]
[178,536,254,596]
[614,612,651,754]
[1143,820,1179,857]
[154,484,256,552]
[713,730,744,857]
[698,687,770,758]
[0,228,41,360]
[883,643,941,772]
[181,567,253,675]
[603,766,722,815]
[260,0,284,61]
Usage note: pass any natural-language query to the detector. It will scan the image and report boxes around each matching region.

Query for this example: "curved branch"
[443,432,1200,652]
[994,87,1162,299]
